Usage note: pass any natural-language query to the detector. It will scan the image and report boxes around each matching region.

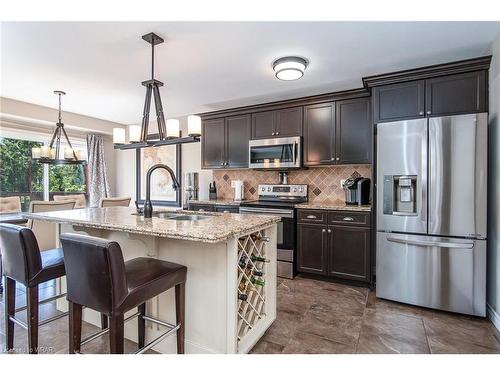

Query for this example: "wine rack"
[236,230,269,342]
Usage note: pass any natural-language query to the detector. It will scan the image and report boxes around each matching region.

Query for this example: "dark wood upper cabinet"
[373,80,425,123]
[303,102,335,166]
[225,114,250,168]
[297,223,328,275]
[201,118,225,169]
[251,111,275,139]
[328,225,371,282]
[425,71,487,116]
[335,97,372,164]
[201,115,250,169]
[251,107,302,140]
[275,107,303,137]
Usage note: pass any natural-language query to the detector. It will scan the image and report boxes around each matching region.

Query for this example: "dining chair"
[53,194,86,208]
[99,197,132,208]
[0,196,22,214]
[27,200,76,251]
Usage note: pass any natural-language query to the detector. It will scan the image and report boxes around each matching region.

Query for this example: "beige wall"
[0,97,125,195]
[487,32,500,329]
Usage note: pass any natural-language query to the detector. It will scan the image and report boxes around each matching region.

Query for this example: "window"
[0,132,87,211]
[0,137,44,211]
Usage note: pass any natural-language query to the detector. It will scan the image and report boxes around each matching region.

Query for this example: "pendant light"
[113,32,201,150]
[31,91,86,165]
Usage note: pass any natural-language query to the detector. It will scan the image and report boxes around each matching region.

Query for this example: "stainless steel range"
[239,184,308,279]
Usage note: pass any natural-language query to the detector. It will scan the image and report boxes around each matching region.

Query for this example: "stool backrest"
[0,224,42,286]
[0,196,22,214]
[99,197,131,208]
[28,200,76,251]
[53,194,86,208]
[59,233,128,314]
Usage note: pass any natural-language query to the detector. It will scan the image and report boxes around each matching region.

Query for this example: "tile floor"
[250,276,500,354]
[1,276,499,354]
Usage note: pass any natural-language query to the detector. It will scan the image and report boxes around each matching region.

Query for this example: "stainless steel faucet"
[143,164,181,218]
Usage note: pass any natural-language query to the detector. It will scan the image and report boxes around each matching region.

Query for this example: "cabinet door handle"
[199,209,205,212]
[342,217,354,221]
[327,229,332,233]
[220,162,224,166]
[276,132,280,136]
[271,132,275,136]
[419,111,424,116]
[322,229,326,233]
[306,215,317,219]
[426,110,432,115]
[336,157,340,161]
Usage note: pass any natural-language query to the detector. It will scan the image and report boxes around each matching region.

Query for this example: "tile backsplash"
[212,165,372,203]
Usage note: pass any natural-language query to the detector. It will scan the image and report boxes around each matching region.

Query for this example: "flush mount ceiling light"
[273,56,308,81]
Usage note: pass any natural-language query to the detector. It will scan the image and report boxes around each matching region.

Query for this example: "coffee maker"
[342,177,370,205]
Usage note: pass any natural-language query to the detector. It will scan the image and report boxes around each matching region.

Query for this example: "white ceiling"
[1,22,499,125]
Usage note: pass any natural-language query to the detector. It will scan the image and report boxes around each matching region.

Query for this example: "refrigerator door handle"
[386,236,474,249]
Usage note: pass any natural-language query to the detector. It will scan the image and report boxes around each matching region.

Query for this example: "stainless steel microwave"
[249,136,301,169]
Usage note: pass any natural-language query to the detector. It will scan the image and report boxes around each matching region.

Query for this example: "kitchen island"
[24,207,280,354]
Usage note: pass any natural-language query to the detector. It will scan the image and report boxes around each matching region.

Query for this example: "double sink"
[133,211,210,221]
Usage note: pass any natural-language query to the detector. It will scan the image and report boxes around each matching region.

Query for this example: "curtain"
[86,134,110,207]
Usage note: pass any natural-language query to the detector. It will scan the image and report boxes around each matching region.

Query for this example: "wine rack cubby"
[236,229,269,342]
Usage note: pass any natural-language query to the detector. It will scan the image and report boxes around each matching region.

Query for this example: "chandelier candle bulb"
[32,147,41,159]
[188,115,202,137]
[76,150,86,161]
[166,119,180,139]
[129,125,141,143]
[113,128,126,144]
[64,147,74,159]
[40,146,50,158]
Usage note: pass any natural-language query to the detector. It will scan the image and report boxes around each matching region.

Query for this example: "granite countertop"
[23,207,280,243]
[296,201,372,212]
[188,199,249,206]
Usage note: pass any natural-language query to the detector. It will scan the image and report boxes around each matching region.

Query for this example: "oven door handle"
[239,207,294,218]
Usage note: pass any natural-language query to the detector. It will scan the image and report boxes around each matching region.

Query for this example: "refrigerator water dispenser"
[383,175,417,216]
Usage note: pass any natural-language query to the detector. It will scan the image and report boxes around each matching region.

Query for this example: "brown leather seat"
[59,233,187,354]
[0,224,67,353]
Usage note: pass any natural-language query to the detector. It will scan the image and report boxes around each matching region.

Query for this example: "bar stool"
[0,224,68,354]
[59,233,187,354]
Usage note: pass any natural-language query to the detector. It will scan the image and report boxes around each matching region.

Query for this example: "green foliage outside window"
[0,138,87,210]
[0,137,44,192]
[49,165,86,193]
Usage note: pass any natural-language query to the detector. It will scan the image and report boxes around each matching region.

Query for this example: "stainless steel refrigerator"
[376,113,487,317]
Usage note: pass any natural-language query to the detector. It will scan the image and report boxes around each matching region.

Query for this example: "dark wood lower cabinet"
[297,223,328,275]
[297,209,372,284]
[327,225,370,282]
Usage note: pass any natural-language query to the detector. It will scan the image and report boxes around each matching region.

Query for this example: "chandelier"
[113,32,201,150]
[31,91,86,165]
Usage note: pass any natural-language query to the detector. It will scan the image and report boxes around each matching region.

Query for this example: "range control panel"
[257,184,308,198]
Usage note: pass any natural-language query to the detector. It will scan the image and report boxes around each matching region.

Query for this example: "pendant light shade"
[166,119,180,138]
[188,115,202,137]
